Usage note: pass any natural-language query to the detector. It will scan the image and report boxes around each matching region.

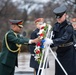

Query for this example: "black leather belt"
[59,42,73,47]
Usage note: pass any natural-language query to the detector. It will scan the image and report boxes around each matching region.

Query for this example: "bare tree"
[0,0,24,40]
[22,9,28,24]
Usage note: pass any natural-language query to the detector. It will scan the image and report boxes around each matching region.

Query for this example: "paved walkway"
[15,52,55,75]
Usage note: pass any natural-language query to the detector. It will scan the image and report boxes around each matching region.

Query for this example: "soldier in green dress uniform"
[0,19,40,75]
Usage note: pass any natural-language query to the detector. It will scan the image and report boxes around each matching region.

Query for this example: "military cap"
[53,6,67,19]
[35,18,44,25]
[9,19,23,28]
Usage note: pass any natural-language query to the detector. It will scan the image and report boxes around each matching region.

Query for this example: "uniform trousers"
[35,68,41,75]
[0,63,15,75]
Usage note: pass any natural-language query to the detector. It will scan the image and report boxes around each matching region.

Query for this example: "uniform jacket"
[29,28,39,69]
[52,20,76,75]
[0,29,29,68]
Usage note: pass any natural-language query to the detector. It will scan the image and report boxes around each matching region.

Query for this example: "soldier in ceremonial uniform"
[29,18,44,75]
[0,19,40,75]
[45,6,76,75]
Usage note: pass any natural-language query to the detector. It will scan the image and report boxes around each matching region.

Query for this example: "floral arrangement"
[34,23,52,63]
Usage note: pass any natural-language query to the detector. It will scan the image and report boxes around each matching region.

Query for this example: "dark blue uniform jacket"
[29,28,39,69]
[52,20,76,75]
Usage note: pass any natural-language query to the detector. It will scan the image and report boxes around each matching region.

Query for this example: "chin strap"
[5,32,22,53]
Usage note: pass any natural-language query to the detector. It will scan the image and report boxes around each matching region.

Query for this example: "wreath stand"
[37,25,68,75]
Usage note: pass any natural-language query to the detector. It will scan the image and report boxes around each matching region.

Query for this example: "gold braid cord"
[5,32,22,53]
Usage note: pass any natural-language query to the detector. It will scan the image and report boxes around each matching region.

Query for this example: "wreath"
[34,23,52,63]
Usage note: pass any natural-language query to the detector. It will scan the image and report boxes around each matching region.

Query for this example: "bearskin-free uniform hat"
[9,19,23,28]
[53,5,67,19]
[35,18,44,25]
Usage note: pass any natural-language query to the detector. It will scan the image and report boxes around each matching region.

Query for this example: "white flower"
[34,46,40,53]
[40,23,46,28]
[34,55,40,60]
[37,29,44,35]
[40,36,44,39]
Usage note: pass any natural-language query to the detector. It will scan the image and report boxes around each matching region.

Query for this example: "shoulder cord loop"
[5,32,22,53]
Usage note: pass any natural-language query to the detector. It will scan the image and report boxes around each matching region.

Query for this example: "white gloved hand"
[74,44,76,49]
[74,44,76,47]
[44,38,53,46]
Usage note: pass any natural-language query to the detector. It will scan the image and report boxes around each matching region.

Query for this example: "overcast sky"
[12,0,50,3]
[12,0,76,14]
[12,0,51,14]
